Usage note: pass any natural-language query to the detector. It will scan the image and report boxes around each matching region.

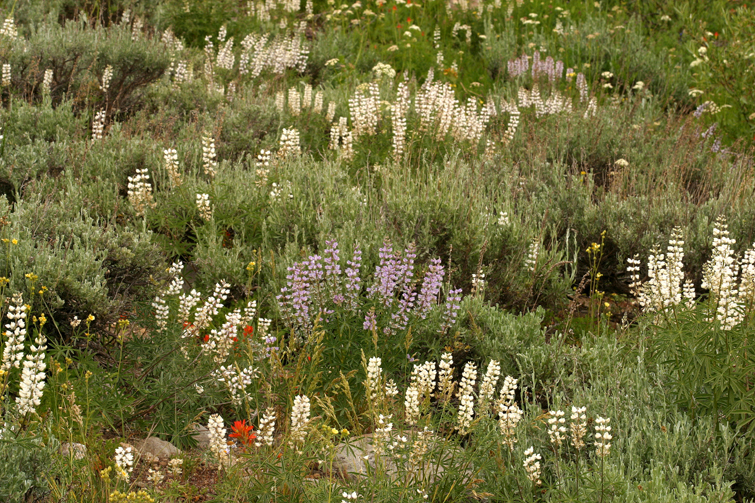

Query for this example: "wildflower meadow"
[1,0,755,501]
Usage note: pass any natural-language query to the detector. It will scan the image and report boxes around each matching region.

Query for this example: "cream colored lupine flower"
[127,168,155,216]
[437,352,455,400]
[256,408,276,447]
[163,148,182,187]
[571,406,587,449]
[1,293,27,371]
[114,446,134,480]
[100,65,114,92]
[456,362,477,434]
[16,328,47,416]
[196,193,212,220]
[289,395,311,452]
[202,135,218,178]
[702,218,743,330]
[547,410,566,447]
[365,356,383,402]
[594,416,612,457]
[92,110,106,140]
[278,128,301,159]
[168,458,183,476]
[523,447,542,485]
[208,414,229,467]
[404,382,421,425]
[42,69,53,94]
[478,359,500,409]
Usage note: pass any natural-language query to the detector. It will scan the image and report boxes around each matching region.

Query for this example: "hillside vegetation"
[0,0,755,501]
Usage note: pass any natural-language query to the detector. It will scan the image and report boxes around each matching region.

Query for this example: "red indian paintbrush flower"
[229,420,256,450]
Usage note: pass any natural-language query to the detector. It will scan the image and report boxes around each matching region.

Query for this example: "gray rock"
[134,437,181,459]
[60,442,87,460]
[192,424,211,449]
[331,432,469,483]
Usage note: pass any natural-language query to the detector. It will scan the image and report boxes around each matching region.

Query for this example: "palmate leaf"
[651,303,755,431]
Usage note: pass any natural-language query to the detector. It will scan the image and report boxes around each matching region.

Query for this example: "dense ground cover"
[1,0,755,501]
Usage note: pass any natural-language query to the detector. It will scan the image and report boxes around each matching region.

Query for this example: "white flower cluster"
[92,109,106,141]
[289,395,311,452]
[497,376,522,450]
[571,406,587,449]
[404,383,421,426]
[269,181,293,202]
[365,356,383,402]
[131,17,143,41]
[372,413,394,456]
[0,18,17,40]
[127,168,155,217]
[478,359,500,409]
[208,414,229,468]
[349,83,380,138]
[626,254,641,297]
[237,32,309,78]
[202,135,218,178]
[255,408,276,447]
[42,69,53,94]
[216,37,235,70]
[456,362,477,434]
[594,416,612,457]
[523,446,542,485]
[255,149,272,187]
[147,468,164,485]
[313,91,324,114]
[214,364,257,405]
[191,281,230,337]
[372,62,396,80]
[632,219,755,326]
[392,82,409,161]
[437,352,455,400]
[741,244,755,310]
[278,127,301,159]
[115,446,134,481]
[172,60,191,88]
[404,361,436,425]
[179,289,202,330]
[164,148,182,188]
[100,65,114,92]
[168,458,183,476]
[2,63,10,87]
[205,308,241,362]
[640,227,685,313]
[385,378,398,398]
[525,241,539,272]
[302,83,313,111]
[288,86,301,116]
[196,193,212,221]
[702,218,743,330]
[577,72,588,102]
[502,108,520,145]
[16,327,47,416]
[1,293,27,372]
[471,271,486,296]
[329,117,354,161]
[547,409,566,447]
[341,491,360,502]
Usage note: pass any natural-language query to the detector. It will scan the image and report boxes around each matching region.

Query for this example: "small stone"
[192,424,211,449]
[134,437,181,459]
[330,433,469,482]
[60,442,87,460]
